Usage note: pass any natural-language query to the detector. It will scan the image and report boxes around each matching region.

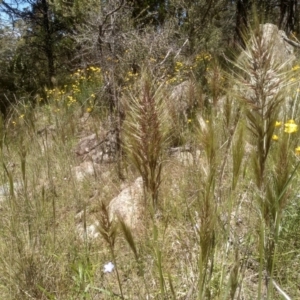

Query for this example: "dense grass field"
[0,28,300,300]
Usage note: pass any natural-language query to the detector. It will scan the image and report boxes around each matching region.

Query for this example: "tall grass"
[0,28,299,300]
[122,72,170,211]
[232,25,299,299]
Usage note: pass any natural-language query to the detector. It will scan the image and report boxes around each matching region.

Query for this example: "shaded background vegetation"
[0,0,299,115]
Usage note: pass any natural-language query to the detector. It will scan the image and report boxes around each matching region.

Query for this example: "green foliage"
[128,0,169,27]
[0,26,19,114]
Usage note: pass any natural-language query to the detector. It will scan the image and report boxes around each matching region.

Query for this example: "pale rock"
[75,177,145,240]
[72,161,100,181]
[170,145,201,167]
[74,131,117,163]
[0,181,22,202]
[261,23,295,66]
[108,177,144,231]
[176,152,195,167]
[76,221,100,240]
[239,23,295,68]
[168,80,198,122]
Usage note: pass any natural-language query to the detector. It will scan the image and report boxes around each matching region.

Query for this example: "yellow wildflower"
[86,107,93,113]
[187,119,192,123]
[295,146,300,155]
[275,121,282,127]
[272,135,279,141]
[284,119,298,133]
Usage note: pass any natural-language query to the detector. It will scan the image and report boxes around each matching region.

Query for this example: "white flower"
[103,262,115,273]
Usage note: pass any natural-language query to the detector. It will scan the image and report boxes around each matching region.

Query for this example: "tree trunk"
[41,0,55,88]
[279,0,297,33]
[235,0,250,48]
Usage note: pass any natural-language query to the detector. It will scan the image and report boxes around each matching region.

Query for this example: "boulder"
[239,23,295,68]
[260,23,295,66]
[72,161,101,181]
[108,177,145,231]
[76,221,100,240]
[167,80,198,122]
[74,131,117,163]
[75,177,145,240]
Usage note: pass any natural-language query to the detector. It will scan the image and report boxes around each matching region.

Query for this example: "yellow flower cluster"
[159,52,214,86]
[67,95,76,106]
[175,61,184,72]
[87,66,101,73]
[195,52,212,63]
[273,119,298,135]
[125,71,139,82]
[273,119,300,154]
[166,75,180,85]
[284,119,298,133]
[42,65,102,113]
[72,84,80,94]
[166,60,194,85]
[71,66,102,82]
[290,64,300,86]
[45,87,67,101]
[86,99,94,113]
[9,108,32,127]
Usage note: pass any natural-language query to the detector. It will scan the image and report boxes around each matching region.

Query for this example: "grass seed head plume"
[123,70,170,210]
[232,24,290,189]
[231,23,299,296]
[98,201,117,249]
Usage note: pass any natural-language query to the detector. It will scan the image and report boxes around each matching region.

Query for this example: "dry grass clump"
[122,72,171,211]
[0,25,299,300]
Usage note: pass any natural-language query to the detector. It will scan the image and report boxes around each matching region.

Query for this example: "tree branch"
[102,0,125,26]
[281,32,300,48]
